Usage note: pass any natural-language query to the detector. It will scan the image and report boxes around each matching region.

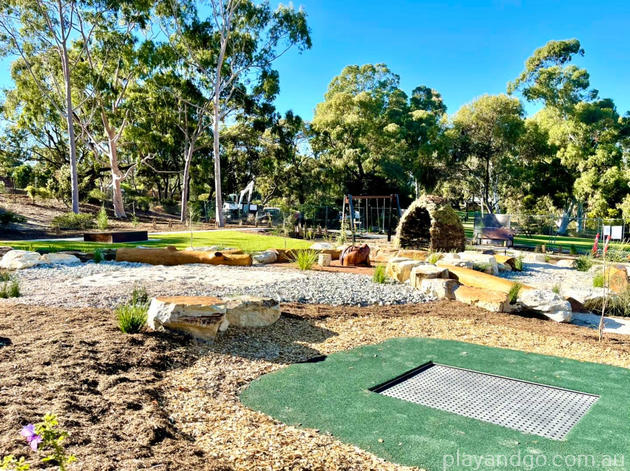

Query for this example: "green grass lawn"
[0,230,313,253]
[241,338,630,471]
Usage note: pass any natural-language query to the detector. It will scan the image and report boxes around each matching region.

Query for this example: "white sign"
[603,225,624,240]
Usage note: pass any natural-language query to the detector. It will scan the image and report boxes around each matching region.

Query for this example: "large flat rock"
[225,296,280,327]
[148,296,227,340]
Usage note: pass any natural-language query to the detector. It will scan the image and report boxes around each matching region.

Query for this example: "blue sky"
[270,0,630,120]
[1,0,628,121]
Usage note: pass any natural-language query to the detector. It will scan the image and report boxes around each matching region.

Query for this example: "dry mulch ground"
[2,300,630,470]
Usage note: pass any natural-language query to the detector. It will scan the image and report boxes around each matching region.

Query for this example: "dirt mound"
[0,304,221,470]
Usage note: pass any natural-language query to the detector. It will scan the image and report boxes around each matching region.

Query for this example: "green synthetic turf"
[0,230,312,253]
[241,338,630,471]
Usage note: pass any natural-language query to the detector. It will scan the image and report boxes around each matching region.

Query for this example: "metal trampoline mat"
[372,363,598,440]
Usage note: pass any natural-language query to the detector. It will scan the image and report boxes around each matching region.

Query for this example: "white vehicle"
[222,180,258,221]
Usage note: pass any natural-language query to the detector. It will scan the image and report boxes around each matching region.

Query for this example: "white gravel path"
[2,261,432,309]
[499,262,594,290]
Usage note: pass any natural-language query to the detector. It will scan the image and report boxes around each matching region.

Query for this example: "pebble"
[3,261,432,309]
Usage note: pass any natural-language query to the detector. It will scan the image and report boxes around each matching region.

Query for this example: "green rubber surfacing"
[240,338,630,471]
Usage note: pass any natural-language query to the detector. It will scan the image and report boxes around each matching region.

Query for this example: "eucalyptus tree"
[448,94,525,214]
[508,39,629,231]
[70,2,156,218]
[0,0,82,212]
[311,64,447,197]
[163,0,311,226]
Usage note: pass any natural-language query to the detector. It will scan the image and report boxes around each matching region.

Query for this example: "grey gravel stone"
[2,261,432,309]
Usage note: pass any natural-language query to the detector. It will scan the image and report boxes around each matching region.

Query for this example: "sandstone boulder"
[252,250,278,265]
[386,258,424,283]
[456,252,499,275]
[454,285,509,312]
[225,296,280,327]
[147,296,227,340]
[396,249,429,261]
[410,264,449,288]
[0,250,43,269]
[310,242,334,250]
[420,278,459,300]
[318,253,332,267]
[605,265,628,294]
[524,253,547,263]
[41,253,80,265]
[436,259,473,269]
[518,289,573,323]
[555,259,576,268]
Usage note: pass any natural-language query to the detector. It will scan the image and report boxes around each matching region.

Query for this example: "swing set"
[340,194,403,243]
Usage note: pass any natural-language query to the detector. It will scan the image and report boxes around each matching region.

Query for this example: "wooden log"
[116,247,252,266]
[443,265,532,294]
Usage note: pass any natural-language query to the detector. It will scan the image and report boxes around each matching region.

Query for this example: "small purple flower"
[21,424,42,451]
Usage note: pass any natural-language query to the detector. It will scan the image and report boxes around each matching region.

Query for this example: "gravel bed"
[498,262,594,290]
[3,261,432,309]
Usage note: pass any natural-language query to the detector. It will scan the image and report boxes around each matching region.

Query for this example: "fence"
[468,212,630,247]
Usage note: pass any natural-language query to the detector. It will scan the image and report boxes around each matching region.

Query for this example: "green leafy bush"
[116,303,148,334]
[372,265,387,283]
[507,282,522,304]
[575,256,593,272]
[92,249,104,264]
[87,188,109,203]
[25,185,52,202]
[472,262,491,273]
[569,245,578,255]
[0,208,26,226]
[51,212,94,230]
[291,249,318,270]
[96,206,109,230]
[514,256,523,271]
[593,272,605,288]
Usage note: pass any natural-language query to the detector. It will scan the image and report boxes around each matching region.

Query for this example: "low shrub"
[92,248,104,264]
[593,272,605,288]
[0,275,20,299]
[575,256,593,272]
[507,282,522,304]
[552,284,561,294]
[0,208,26,226]
[514,256,523,271]
[569,245,578,255]
[25,185,52,202]
[291,249,318,271]
[96,206,109,230]
[51,212,94,230]
[585,289,630,317]
[372,265,387,283]
[116,303,148,334]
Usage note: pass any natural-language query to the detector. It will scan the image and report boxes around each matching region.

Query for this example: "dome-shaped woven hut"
[394,195,465,252]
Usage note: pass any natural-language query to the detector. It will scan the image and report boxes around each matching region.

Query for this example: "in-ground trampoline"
[241,338,630,471]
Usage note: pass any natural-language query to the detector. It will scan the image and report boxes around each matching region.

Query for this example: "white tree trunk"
[105,125,126,218]
[558,201,574,235]
[180,144,193,223]
[213,99,225,227]
[60,18,79,213]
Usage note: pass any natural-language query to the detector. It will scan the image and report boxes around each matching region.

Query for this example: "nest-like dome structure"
[394,195,465,252]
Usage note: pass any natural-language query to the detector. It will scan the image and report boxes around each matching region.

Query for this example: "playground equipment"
[341,194,402,243]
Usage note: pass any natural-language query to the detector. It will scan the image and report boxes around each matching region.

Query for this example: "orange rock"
[605,265,629,294]
[454,285,510,312]
[444,265,532,295]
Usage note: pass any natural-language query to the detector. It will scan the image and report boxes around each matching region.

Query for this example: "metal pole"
[387,194,394,242]
[348,194,356,245]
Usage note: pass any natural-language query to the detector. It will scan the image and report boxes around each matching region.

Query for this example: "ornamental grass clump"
[116,303,148,334]
[372,264,387,283]
[513,256,524,271]
[593,272,605,288]
[291,249,318,271]
[426,252,442,264]
[0,273,20,299]
[507,282,522,304]
[92,249,104,264]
